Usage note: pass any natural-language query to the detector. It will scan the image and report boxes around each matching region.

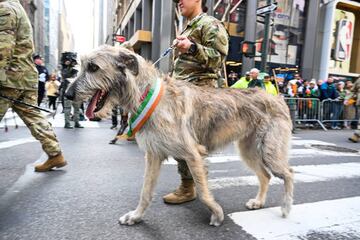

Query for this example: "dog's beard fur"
[70,45,294,226]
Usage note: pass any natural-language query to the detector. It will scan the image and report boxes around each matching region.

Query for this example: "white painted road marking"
[164,147,359,165]
[0,109,100,128]
[209,162,360,189]
[229,196,360,240]
[0,137,37,150]
[291,139,335,146]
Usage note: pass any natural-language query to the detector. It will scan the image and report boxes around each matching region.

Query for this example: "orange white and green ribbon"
[127,78,164,137]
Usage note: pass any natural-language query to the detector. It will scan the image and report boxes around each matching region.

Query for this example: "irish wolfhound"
[66,45,294,226]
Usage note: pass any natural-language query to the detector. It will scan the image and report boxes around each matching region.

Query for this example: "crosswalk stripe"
[164,147,359,165]
[209,162,360,189]
[229,196,360,240]
[0,137,37,150]
[0,111,100,128]
[290,139,335,146]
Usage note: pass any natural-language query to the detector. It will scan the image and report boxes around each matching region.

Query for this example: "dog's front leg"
[119,152,162,225]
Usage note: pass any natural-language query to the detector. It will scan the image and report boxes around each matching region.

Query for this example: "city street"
[1,112,360,240]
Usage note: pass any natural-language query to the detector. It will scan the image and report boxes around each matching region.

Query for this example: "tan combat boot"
[349,134,359,143]
[163,179,196,204]
[34,154,67,172]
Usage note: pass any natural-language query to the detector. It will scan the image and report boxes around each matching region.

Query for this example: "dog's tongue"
[86,90,101,119]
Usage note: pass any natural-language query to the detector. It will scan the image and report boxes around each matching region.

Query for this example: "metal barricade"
[284,97,326,131]
[320,99,357,129]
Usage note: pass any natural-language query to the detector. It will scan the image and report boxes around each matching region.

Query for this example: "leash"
[0,94,53,113]
[152,41,179,66]
[0,94,55,132]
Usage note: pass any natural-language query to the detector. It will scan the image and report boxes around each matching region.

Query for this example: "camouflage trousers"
[176,159,208,180]
[64,98,81,125]
[0,87,61,157]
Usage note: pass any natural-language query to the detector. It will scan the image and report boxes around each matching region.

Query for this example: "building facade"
[21,0,74,73]
[95,0,360,81]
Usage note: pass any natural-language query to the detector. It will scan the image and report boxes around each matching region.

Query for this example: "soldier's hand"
[175,36,192,54]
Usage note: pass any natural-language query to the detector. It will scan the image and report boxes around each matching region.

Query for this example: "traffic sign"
[256,2,277,15]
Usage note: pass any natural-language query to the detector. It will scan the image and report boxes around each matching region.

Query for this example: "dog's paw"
[118,210,142,225]
[209,213,224,227]
[281,196,293,218]
[245,199,264,210]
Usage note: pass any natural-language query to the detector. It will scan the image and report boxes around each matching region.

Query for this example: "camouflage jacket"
[0,0,38,90]
[172,13,229,83]
[352,78,360,106]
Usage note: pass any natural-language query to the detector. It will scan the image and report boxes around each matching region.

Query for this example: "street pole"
[260,0,272,72]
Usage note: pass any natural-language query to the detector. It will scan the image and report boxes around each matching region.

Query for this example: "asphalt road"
[1,117,360,240]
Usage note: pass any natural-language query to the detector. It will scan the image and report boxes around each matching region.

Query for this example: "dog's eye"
[88,63,99,73]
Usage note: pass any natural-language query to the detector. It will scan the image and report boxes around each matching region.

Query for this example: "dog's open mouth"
[86,90,108,119]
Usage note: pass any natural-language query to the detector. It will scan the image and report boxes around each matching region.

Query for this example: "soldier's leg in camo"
[162,80,214,203]
[163,159,197,204]
[349,106,360,143]
[64,98,73,128]
[73,101,83,128]
[11,90,66,172]
[0,88,15,122]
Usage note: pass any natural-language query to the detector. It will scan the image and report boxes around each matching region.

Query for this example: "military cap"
[32,54,42,60]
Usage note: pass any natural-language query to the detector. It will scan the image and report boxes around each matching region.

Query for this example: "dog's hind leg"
[184,147,224,227]
[119,152,162,225]
[256,122,294,217]
[237,139,271,210]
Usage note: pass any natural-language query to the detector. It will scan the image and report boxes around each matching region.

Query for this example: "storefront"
[327,1,360,82]
[213,0,308,80]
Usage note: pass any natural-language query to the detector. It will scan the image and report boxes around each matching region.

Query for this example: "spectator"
[303,80,320,120]
[286,80,298,133]
[33,54,49,106]
[320,77,338,101]
[344,81,356,129]
[45,73,61,110]
[320,77,338,124]
[247,68,265,89]
[227,70,238,86]
[298,80,310,97]
[263,75,278,96]
[331,82,345,129]
[231,71,251,89]
[349,77,360,142]
[317,79,323,98]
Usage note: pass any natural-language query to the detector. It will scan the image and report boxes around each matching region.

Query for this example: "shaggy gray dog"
[66,45,294,226]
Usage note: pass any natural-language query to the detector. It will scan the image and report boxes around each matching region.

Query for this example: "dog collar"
[127,78,164,137]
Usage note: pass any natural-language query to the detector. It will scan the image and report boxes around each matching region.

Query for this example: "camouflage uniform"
[0,0,61,157]
[171,13,229,180]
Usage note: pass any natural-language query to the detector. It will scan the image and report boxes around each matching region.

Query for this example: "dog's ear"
[117,52,139,76]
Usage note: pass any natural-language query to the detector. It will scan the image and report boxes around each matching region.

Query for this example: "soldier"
[349,77,360,143]
[60,52,83,129]
[0,0,66,171]
[163,0,229,204]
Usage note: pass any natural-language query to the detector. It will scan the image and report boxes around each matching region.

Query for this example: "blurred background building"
[18,0,359,82]
[114,0,360,82]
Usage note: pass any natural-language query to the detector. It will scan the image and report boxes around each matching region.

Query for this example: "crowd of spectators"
[229,70,359,130]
